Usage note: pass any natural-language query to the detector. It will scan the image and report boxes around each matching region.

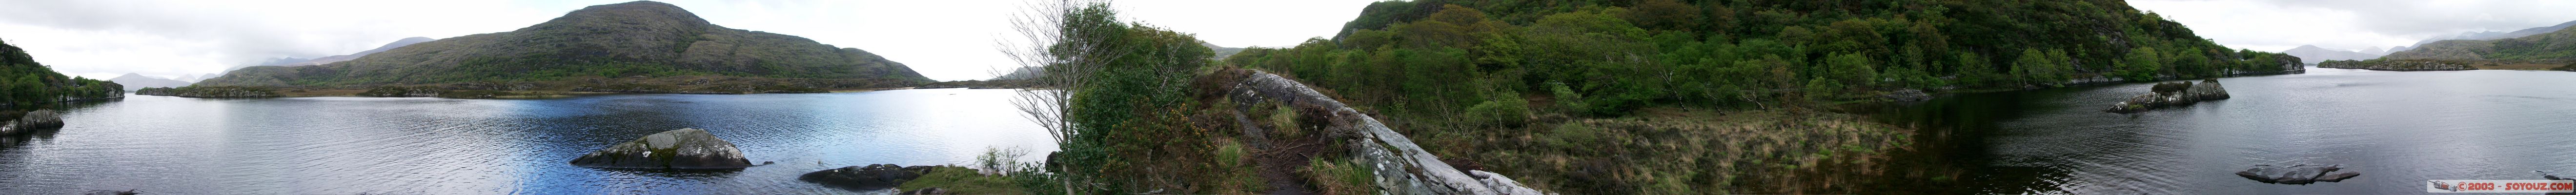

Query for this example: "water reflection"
[0,88,1053,194]
[1866,68,2576,194]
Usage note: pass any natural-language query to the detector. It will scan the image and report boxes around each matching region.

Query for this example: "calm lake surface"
[0,88,1055,194]
[1872,68,2576,194]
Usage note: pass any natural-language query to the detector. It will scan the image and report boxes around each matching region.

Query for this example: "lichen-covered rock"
[800,164,935,190]
[568,128,753,169]
[0,109,65,136]
[2106,79,2231,113]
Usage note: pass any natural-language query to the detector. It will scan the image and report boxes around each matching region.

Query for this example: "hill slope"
[279,37,437,67]
[2399,20,2576,51]
[2382,24,2576,61]
[199,0,931,88]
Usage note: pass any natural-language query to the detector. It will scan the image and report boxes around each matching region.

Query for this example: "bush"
[1548,82,1587,114]
[1463,95,1533,127]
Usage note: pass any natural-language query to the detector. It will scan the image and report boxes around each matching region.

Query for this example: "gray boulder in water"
[568,128,754,169]
[0,109,64,136]
[2236,164,2360,184]
[2107,79,2231,113]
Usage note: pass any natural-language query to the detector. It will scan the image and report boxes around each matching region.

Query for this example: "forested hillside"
[198,1,930,88]
[0,39,123,108]
[1240,0,2299,115]
[1204,0,2302,193]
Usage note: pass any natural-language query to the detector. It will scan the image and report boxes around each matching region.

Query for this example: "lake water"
[0,88,1055,194]
[1870,68,2576,194]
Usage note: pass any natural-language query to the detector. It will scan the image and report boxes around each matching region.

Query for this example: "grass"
[1302,157,1375,195]
[895,167,1028,195]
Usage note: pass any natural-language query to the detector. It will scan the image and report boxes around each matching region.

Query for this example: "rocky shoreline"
[135,86,281,98]
[2317,59,2476,71]
[0,109,64,136]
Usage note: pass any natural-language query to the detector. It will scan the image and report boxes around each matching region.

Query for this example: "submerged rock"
[2106,79,2231,113]
[2236,164,2359,184]
[0,109,64,136]
[568,128,754,169]
[800,164,937,190]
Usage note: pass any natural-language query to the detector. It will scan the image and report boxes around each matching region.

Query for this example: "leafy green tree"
[2120,47,2163,81]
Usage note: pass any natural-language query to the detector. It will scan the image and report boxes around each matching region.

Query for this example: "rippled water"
[1872,68,2576,194]
[0,88,1055,194]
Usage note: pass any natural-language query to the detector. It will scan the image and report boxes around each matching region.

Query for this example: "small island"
[2106,79,2231,113]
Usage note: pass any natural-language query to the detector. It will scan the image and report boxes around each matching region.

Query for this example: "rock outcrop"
[134,86,281,98]
[1224,70,1542,195]
[568,128,754,169]
[2316,59,2476,71]
[2235,164,2361,184]
[799,164,936,190]
[0,109,64,136]
[2106,79,2231,113]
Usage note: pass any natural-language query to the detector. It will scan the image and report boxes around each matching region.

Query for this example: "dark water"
[1871,68,2576,194]
[0,88,1055,194]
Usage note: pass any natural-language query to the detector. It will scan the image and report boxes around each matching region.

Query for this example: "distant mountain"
[993,66,1042,80]
[199,0,931,88]
[2281,45,2382,64]
[283,37,437,66]
[2396,20,2576,52]
[2380,23,2576,61]
[1202,42,1246,59]
[107,73,190,91]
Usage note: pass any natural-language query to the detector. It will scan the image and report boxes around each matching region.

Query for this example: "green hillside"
[0,39,123,108]
[2385,24,2576,61]
[1210,0,2304,193]
[198,1,931,88]
[1232,0,2299,117]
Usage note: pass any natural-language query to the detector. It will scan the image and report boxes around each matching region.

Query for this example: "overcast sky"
[6,0,2574,81]
[2130,0,2576,53]
[0,0,1377,81]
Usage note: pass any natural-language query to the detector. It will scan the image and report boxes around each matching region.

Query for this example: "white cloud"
[2129,0,2576,52]
[0,0,1381,81]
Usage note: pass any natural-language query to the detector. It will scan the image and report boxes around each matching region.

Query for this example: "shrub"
[1463,95,1531,126]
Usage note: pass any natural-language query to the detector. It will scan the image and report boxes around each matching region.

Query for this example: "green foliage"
[0,39,123,107]
[1804,77,1841,102]
[1463,94,1531,126]
[2120,47,2163,81]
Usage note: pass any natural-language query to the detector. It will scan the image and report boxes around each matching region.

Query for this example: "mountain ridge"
[198,0,931,89]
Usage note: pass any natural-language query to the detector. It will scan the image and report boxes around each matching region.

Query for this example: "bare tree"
[998,0,1126,146]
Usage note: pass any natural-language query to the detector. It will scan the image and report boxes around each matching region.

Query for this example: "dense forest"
[0,39,123,108]
[197,1,931,88]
